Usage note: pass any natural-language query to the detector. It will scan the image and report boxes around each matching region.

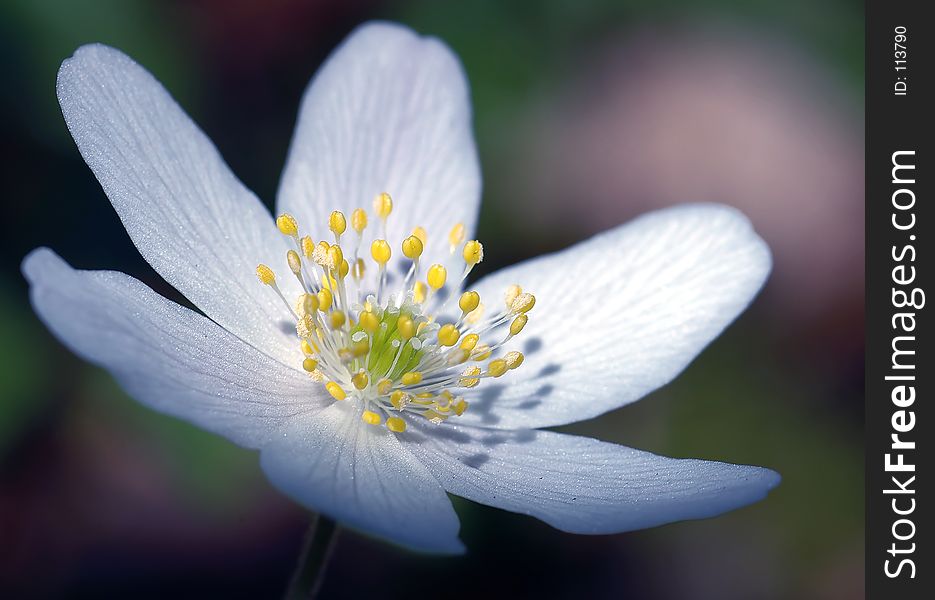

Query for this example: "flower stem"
[284,514,339,600]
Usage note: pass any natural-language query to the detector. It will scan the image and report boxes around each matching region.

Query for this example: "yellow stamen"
[255,264,276,285]
[402,235,424,260]
[427,264,447,290]
[326,382,346,400]
[276,213,298,237]
[510,314,528,336]
[371,239,391,265]
[362,410,382,425]
[459,291,480,314]
[352,371,369,390]
[462,240,483,266]
[329,211,347,236]
[488,358,508,377]
[374,192,393,219]
[317,287,333,311]
[386,416,407,432]
[300,235,315,258]
[302,358,318,372]
[460,333,479,351]
[510,292,536,314]
[401,371,423,385]
[351,208,368,234]
[287,250,302,275]
[504,351,524,370]
[397,315,416,340]
[437,324,460,347]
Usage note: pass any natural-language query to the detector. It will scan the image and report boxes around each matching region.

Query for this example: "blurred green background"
[1,1,863,598]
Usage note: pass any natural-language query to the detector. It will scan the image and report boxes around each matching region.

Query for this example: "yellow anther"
[488,358,508,377]
[448,223,465,248]
[460,333,479,352]
[377,378,393,395]
[510,314,528,336]
[287,250,302,275]
[402,235,424,260]
[329,311,346,329]
[386,416,407,433]
[472,344,492,361]
[313,240,332,266]
[300,235,315,258]
[397,315,416,340]
[504,351,525,370]
[296,314,315,338]
[328,245,344,269]
[412,226,428,245]
[317,287,333,311]
[453,398,469,416]
[462,240,483,265]
[338,259,349,279]
[374,192,393,219]
[302,358,318,373]
[361,410,382,425]
[505,284,522,307]
[438,324,460,347]
[390,390,408,410]
[351,208,368,234]
[302,294,320,314]
[352,258,366,280]
[359,311,380,333]
[401,371,423,385]
[459,291,480,314]
[326,382,346,400]
[510,292,536,314]
[301,340,314,355]
[276,213,298,237]
[413,281,427,303]
[427,264,447,290]
[329,211,347,236]
[371,239,391,265]
[459,366,481,387]
[352,371,369,390]
[255,264,276,285]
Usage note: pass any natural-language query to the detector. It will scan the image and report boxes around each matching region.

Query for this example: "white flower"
[24,22,779,554]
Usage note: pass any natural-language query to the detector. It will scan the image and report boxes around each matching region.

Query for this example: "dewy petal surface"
[260,402,464,554]
[405,422,780,533]
[277,22,481,269]
[57,44,302,366]
[461,203,771,429]
[23,248,326,449]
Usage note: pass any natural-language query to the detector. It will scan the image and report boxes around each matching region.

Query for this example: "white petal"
[277,22,481,273]
[406,422,780,533]
[57,44,302,366]
[462,204,771,429]
[23,248,325,449]
[260,402,464,554]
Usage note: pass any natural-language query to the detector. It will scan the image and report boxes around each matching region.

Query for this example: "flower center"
[255,193,534,433]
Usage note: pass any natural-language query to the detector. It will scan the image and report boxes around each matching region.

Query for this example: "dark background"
[1,1,863,598]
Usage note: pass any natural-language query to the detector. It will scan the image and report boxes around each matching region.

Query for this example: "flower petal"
[277,22,481,272]
[23,248,325,449]
[260,402,464,553]
[57,44,301,366]
[462,203,771,429]
[405,422,780,533]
